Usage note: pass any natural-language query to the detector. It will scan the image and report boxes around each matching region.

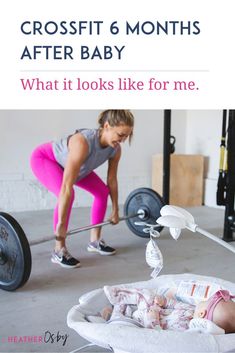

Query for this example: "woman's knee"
[102,184,110,199]
[95,183,110,200]
[70,189,75,204]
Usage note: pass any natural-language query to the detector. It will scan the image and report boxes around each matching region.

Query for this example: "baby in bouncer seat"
[102,284,235,334]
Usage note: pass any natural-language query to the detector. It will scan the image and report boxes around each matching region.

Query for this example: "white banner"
[0,0,234,109]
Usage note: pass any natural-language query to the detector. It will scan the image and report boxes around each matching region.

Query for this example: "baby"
[102,286,235,333]
[193,289,235,334]
[102,286,195,331]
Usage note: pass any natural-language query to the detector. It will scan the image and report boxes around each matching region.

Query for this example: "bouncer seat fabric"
[67,273,235,353]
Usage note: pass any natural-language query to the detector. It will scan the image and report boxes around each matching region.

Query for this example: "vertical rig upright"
[223,110,235,241]
[163,110,171,204]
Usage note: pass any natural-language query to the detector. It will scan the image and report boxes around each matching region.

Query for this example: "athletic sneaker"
[87,240,116,256]
[51,247,80,268]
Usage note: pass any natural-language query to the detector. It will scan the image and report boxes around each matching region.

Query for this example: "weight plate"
[0,213,31,291]
[124,188,164,238]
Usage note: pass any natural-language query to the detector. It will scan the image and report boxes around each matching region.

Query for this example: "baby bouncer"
[67,205,235,353]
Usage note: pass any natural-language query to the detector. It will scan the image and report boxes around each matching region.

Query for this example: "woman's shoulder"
[76,128,97,138]
[75,129,97,151]
[68,131,90,152]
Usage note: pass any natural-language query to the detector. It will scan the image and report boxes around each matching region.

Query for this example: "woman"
[30,110,134,268]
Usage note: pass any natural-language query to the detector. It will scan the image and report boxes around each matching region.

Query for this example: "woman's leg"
[75,171,110,242]
[75,172,116,255]
[30,143,75,246]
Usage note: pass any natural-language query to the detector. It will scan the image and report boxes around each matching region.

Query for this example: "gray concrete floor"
[0,206,235,353]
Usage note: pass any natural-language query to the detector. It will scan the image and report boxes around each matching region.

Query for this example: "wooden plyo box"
[152,154,204,206]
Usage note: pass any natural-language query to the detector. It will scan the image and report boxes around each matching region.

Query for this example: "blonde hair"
[98,110,134,143]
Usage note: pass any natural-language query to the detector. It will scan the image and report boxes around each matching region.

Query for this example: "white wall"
[184,110,223,207]
[0,110,186,212]
[1,109,222,212]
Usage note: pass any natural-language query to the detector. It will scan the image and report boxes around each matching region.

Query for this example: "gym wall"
[0,110,220,212]
[184,110,222,207]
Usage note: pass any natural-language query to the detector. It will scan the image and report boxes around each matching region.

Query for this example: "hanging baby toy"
[135,221,163,278]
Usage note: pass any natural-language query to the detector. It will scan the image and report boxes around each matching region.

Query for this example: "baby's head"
[193,290,235,333]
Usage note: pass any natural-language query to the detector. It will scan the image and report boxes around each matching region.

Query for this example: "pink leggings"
[30,143,109,232]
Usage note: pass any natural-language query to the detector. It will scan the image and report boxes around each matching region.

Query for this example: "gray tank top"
[52,128,118,181]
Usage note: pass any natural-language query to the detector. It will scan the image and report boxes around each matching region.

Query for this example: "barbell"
[0,187,164,291]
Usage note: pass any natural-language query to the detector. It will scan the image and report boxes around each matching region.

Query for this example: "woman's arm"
[56,133,88,237]
[107,146,121,224]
